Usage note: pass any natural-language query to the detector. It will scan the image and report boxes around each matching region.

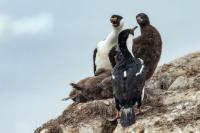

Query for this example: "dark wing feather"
[93,48,97,75]
[108,46,118,67]
[112,60,146,105]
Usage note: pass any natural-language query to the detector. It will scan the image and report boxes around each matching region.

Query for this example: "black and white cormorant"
[93,15,124,76]
[112,27,146,127]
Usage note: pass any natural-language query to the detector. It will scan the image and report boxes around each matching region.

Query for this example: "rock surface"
[35,51,200,133]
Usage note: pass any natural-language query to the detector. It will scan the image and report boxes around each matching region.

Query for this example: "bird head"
[136,13,150,26]
[110,15,124,29]
[118,26,138,41]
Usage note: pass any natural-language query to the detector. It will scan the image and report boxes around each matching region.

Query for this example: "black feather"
[120,107,135,127]
[108,46,118,67]
[93,48,97,75]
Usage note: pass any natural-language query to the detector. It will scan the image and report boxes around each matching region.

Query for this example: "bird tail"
[70,83,85,90]
[120,107,135,127]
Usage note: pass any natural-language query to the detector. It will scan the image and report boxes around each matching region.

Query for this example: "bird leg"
[107,110,120,122]
[115,110,120,119]
[138,107,143,114]
[135,106,144,116]
[108,98,121,121]
[135,96,144,115]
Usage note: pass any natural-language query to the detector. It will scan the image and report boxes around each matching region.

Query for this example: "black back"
[112,55,146,106]
[112,29,146,107]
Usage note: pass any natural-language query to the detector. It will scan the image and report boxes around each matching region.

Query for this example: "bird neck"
[118,37,133,59]
[139,22,150,30]
[106,27,122,44]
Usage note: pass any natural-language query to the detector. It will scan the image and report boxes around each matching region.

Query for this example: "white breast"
[126,34,134,57]
[95,41,114,71]
[94,26,123,72]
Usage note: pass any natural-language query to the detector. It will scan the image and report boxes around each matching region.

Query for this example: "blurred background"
[0,0,200,132]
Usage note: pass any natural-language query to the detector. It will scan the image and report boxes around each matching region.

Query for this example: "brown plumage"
[63,69,113,103]
[133,13,162,80]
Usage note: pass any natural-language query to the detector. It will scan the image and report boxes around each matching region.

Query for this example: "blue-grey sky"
[0,0,200,132]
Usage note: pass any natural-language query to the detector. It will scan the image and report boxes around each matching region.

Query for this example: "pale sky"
[0,0,200,132]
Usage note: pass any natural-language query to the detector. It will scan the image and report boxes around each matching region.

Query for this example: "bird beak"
[110,17,118,26]
[136,16,143,23]
[130,26,138,35]
[110,17,117,22]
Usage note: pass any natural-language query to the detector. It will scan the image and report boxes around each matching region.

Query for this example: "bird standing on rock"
[93,15,124,76]
[133,13,162,80]
[112,27,146,127]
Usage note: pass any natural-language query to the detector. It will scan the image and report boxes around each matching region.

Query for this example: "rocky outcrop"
[35,99,117,133]
[35,51,200,133]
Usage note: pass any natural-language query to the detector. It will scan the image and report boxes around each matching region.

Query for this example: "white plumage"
[94,18,124,73]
